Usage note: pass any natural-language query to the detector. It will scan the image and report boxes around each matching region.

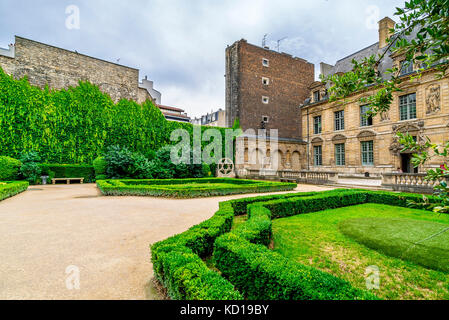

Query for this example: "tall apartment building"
[225,39,314,140]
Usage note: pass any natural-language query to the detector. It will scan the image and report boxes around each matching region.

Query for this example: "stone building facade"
[301,17,449,176]
[0,36,157,104]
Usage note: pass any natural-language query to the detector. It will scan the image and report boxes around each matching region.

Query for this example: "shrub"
[40,164,95,183]
[19,151,42,184]
[93,157,107,177]
[0,156,22,181]
[97,178,297,198]
[103,145,136,179]
[0,181,29,201]
[152,189,441,300]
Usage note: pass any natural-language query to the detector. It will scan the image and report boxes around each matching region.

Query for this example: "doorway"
[400,153,418,173]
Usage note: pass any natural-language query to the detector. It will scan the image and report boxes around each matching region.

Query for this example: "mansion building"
[301,17,448,176]
[231,17,448,178]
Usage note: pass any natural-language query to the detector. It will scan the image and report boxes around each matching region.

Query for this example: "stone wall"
[0,36,152,103]
[225,39,315,139]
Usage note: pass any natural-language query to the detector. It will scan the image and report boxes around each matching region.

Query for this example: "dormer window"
[313,90,320,102]
[262,58,269,67]
[400,60,414,75]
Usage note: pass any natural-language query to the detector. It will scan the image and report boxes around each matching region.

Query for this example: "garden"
[151,189,449,300]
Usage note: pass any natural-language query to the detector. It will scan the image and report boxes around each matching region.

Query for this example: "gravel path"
[0,183,333,300]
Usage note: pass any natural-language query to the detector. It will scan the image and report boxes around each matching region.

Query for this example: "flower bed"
[97,178,297,198]
[151,189,442,300]
[0,181,29,201]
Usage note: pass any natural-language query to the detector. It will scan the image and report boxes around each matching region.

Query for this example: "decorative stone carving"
[426,85,441,114]
[332,134,347,142]
[311,137,323,144]
[357,130,376,139]
[380,111,390,121]
[216,158,236,178]
[389,122,426,155]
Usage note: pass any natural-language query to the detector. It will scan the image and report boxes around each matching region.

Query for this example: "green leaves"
[0,67,229,165]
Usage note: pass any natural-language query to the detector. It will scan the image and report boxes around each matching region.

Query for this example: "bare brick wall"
[226,39,314,139]
[0,36,150,102]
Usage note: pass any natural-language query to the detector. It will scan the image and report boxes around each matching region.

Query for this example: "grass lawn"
[272,203,449,300]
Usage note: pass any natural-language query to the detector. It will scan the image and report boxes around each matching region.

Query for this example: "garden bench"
[51,178,84,185]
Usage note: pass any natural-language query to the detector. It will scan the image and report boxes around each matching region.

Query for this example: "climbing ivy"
[0,67,227,164]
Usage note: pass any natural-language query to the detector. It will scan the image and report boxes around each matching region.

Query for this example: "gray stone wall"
[0,36,142,102]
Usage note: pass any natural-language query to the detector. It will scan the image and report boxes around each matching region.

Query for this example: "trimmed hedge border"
[97,178,297,198]
[0,181,29,201]
[151,188,442,300]
[40,164,96,183]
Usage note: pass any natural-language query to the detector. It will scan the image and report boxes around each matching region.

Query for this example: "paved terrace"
[0,183,333,300]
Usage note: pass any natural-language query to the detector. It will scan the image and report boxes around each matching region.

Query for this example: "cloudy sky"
[0,0,405,117]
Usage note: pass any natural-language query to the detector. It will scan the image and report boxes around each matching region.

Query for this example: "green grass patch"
[97,178,296,198]
[272,203,449,300]
[339,217,449,272]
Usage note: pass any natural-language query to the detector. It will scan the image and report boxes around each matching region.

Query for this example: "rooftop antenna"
[277,37,287,52]
[262,34,268,48]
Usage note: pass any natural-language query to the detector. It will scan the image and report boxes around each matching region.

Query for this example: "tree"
[322,0,449,212]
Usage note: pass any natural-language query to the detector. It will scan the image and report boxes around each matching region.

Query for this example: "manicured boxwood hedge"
[0,156,22,181]
[40,164,96,183]
[151,188,442,300]
[97,178,297,198]
[0,181,29,201]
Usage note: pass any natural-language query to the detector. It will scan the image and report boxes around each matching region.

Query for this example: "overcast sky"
[0,0,405,117]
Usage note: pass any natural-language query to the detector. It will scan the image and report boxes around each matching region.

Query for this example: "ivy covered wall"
[0,67,228,164]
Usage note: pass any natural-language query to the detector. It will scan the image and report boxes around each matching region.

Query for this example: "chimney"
[378,17,396,49]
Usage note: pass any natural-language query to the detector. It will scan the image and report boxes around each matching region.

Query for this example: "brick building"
[225,39,314,139]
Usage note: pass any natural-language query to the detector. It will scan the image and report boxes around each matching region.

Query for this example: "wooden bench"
[51,178,84,185]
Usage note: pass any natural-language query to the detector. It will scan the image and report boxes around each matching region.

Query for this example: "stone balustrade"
[382,173,446,194]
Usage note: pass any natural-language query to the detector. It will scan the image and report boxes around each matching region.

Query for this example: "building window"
[400,60,414,75]
[399,93,417,120]
[335,143,345,166]
[360,105,373,127]
[361,141,374,166]
[313,91,320,102]
[313,116,322,134]
[314,145,322,166]
[262,77,269,85]
[262,58,269,67]
[262,116,269,123]
[334,110,345,131]
[262,96,269,104]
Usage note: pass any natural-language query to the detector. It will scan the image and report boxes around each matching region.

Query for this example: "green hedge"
[97,178,297,198]
[214,191,379,300]
[0,67,229,164]
[0,181,29,201]
[0,156,22,181]
[40,164,95,183]
[152,189,443,300]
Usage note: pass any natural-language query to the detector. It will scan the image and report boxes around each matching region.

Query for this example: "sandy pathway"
[0,183,333,300]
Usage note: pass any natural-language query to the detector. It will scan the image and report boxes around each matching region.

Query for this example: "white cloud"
[0,0,405,118]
